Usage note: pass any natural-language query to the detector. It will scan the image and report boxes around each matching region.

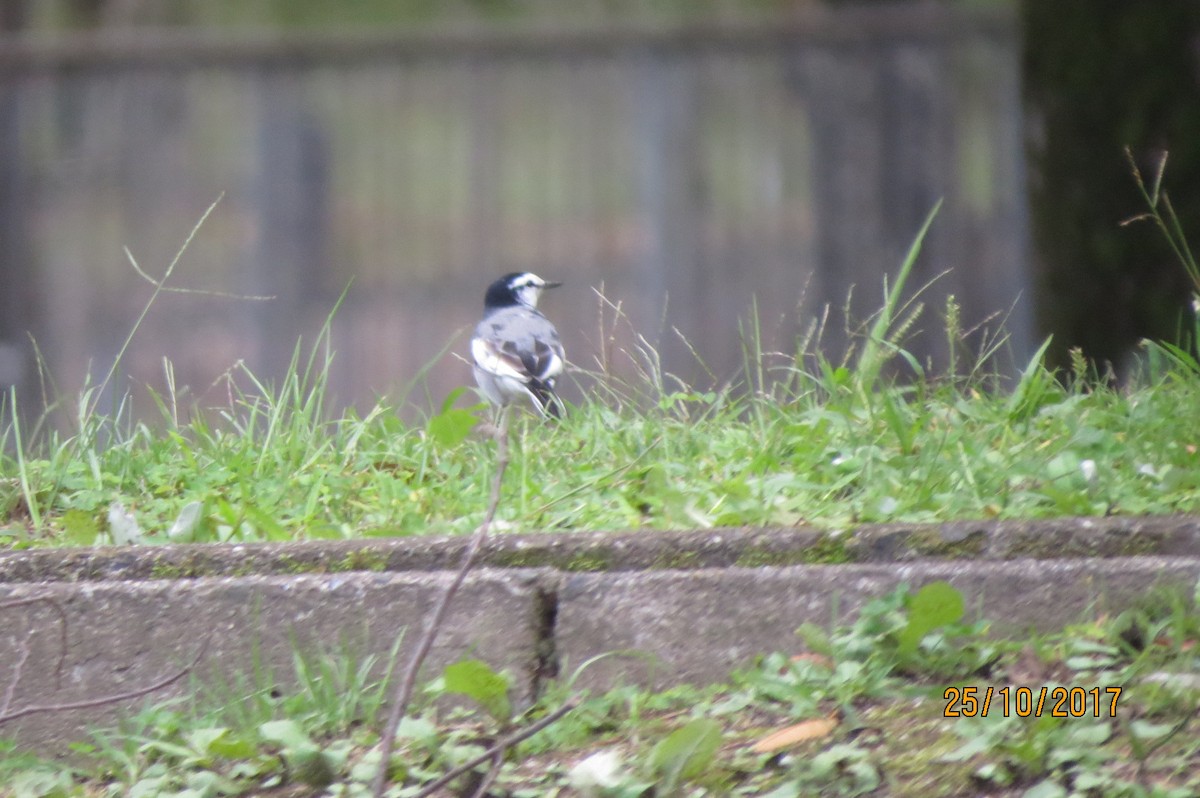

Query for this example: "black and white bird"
[471,272,565,419]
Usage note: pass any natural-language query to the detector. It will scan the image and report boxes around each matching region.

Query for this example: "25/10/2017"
[942,685,1123,718]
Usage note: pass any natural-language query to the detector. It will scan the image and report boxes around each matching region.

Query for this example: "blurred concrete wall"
[0,4,1030,420]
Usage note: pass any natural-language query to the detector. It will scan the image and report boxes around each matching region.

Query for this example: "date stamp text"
[943,686,1123,718]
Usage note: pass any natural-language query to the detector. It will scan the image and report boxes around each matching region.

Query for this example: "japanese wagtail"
[471,272,565,418]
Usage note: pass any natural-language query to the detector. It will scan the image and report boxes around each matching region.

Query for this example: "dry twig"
[371,415,512,797]
[0,634,208,726]
[409,698,580,798]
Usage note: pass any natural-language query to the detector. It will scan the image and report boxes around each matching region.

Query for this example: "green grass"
[2,201,1200,548]
[7,355,1200,548]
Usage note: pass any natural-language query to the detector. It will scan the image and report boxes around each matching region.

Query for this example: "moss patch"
[490,549,565,569]
[907,527,988,558]
[649,549,704,570]
[148,557,204,580]
[563,551,613,572]
[333,549,390,573]
[733,536,852,567]
[800,533,854,565]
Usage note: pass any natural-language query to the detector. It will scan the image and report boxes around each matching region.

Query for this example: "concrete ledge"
[1,514,1197,582]
[555,557,1200,690]
[0,570,549,750]
[2,516,1199,752]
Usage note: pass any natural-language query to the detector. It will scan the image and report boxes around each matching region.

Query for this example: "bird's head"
[485,272,561,311]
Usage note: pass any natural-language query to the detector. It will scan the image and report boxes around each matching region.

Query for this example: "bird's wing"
[473,311,564,386]
[520,338,564,385]
[471,335,533,383]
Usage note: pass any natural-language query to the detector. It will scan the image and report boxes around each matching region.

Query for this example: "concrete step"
[2,515,1198,751]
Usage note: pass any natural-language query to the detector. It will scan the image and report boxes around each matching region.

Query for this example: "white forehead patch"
[511,274,544,308]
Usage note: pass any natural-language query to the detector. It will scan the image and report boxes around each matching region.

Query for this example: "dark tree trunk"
[1023,0,1200,375]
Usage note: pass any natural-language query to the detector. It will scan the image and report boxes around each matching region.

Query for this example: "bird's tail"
[528,380,564,419]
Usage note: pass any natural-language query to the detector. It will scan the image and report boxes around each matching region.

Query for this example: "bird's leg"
[491,404,511,440]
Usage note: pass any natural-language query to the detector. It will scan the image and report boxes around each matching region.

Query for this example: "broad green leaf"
[188,726,256,760]
[1129,719,1175,741]
[185,726,229,755]
[258,719,314,751]
[61,509,100,545]
[396,716,438,744]
[648,718,722,787]
[899,581,964,655]
[427,387,480,447]
[427,408,477,447]
[442,658,512,723]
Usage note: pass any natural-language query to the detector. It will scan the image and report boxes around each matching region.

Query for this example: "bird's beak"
[542,281,563,289]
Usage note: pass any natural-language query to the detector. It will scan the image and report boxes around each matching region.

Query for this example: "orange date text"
[942,686,1122,718]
